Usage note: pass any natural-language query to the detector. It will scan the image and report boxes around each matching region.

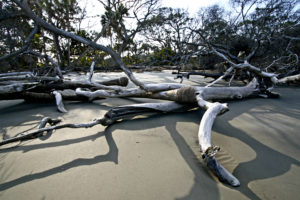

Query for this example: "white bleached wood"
[196,95,240,187]
[76,79,259,103]
[205,67,234,87]
[0,102,186,146]
[0,72,33,77]
[0,83,38,94]
[211,47,279,85]
[52,91,67,113]
[196,98,228,152]
[278,74,300,84]
[75,83,186,101]
[88,61,95,82]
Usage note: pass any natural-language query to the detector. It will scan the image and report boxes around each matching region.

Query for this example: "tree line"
[0,0,299,79]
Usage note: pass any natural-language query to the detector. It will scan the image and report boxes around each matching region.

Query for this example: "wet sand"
[0,71,299,200]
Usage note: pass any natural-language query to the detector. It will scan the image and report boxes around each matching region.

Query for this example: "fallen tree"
[0,0,296,188]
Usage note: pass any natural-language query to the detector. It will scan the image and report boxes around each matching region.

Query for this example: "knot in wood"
[119,77,129,87]
[176,86,196,103]
[202,145,221,159]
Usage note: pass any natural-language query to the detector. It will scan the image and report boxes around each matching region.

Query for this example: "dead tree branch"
[0,24,38,62]
[12,0,148,90]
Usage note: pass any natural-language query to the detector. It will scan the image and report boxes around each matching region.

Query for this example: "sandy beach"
[0,71,299,200]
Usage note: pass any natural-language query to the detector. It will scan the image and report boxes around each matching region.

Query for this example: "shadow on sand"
[1,87,299,199]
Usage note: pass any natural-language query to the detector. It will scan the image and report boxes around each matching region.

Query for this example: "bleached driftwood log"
[0,79,262,186]
[278,74,300,84]
[0,72,33,77]
[76,79,259,103]
[88,61,95,83]
[52,91,67,113]
[196,95,240,186]
[0,73,129,101]
[3,0,284,188]
[0,82,38,94]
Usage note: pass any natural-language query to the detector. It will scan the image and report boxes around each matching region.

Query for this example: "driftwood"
[278,74,300,84]
[0,73,129,112]
[0,79,263,186]
[173,71,225,83]
[0,0,289,188]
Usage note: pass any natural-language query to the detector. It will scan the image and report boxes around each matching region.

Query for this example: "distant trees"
[99,0,160,55]
[0,0,299,78]
[0,0,84,73]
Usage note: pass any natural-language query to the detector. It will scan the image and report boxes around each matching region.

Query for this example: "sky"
[161,0,231,15]
[77,0,232,31]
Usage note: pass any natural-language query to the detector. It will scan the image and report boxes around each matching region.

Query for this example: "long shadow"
[0,109,220,198]
[213,98,300,200]
[0,100,112,140]
[0,126,118,191]
[0,129,105,153]
[1,88,299,198]
[164,116,220,200]
[106,111,221,199]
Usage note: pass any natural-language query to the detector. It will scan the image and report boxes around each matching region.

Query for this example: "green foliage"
[151,47,176,65]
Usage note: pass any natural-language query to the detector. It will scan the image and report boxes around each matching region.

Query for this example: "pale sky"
[161,0,230,15]
[77,0,231,31]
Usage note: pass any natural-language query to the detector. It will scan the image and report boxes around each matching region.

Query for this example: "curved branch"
[0,102,186,146]
[12,0,147,90]
[52,91,67,113]
[196,95,240,187]
[24,51,63,79]
[0,24,38,62]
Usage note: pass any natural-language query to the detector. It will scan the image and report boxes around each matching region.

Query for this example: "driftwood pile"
[1,0,299,187]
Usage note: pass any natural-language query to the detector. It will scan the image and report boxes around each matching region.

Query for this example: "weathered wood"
[0,102,187,146]
[76,79,259,103]
[0,75,60,82]
[52,91,67,113]
[196,95,240,187]
[29,78,128,92]
[0,72,33,77]
[0,82,38,94]
[25,51,64,80]
[75,83,186,101]
[88,61,95,82]
[0,90,103,101]
[204,156,240,186]
[197,100,228,152]
[278,74,300,84]
[211,48,278,84]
